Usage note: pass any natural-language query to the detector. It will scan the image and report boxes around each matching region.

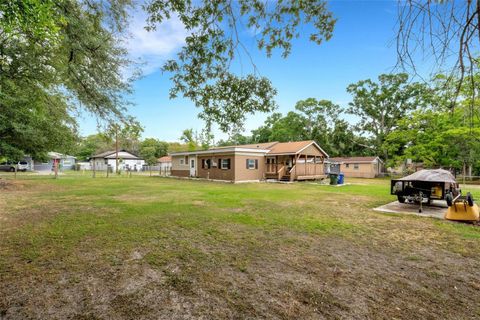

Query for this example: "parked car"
[0,161,29,172]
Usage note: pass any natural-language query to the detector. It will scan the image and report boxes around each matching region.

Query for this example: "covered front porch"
[265,153,326,181]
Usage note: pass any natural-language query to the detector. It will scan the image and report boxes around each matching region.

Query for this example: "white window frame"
[220,158,230,169]
[354,163,359,170]
[247,159,256,169]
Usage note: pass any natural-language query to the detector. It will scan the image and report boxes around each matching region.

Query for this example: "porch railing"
[277,165,286,180]
[265,163,278,173]
[291,163,324,179]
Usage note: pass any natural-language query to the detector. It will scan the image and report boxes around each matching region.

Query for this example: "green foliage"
[145,0,336,132]
[180,128,213,150]
[74,134,112,161]
[139,146,158,166]
[140,138,169,159]
[0,0,134,160]
[104,120,144,155]
[346,73,434,159]
[249,98,370,157]
[384,106,480,173]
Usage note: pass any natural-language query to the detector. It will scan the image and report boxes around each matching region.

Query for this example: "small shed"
[326,156,383,178]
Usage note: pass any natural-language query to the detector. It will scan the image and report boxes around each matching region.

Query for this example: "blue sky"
[78,0,404,142]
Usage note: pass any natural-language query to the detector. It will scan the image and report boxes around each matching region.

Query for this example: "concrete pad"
[374,200,447,219]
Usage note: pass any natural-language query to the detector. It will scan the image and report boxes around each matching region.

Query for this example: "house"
[326,156,383,178]
[157,156,172,174]
[89,150,145,172]
[170,140,328,183]
[33,152,76,171]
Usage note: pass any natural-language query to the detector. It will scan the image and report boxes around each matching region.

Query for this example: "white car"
[0,161,29,172]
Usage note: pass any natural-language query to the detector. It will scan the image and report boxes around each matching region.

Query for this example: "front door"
[190,158,196,177]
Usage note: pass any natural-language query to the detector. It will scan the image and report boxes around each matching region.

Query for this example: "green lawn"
[1,175,479,319]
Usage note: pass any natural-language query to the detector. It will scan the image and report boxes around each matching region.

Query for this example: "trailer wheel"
[9,167,15,172]
[397,195,406,203]
[466,192,474,207]
[446,193,453,207]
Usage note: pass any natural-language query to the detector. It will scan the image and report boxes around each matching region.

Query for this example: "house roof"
[267,140,328,156]
[91,150,141,160]
[212,142,279,150]
[170,140,329,157]
[328,156,382,164]
[158,155,172,163]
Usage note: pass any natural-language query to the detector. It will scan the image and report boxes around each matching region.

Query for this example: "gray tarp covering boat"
[397,169,457,184]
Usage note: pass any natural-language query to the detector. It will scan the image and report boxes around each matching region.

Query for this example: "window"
[180,159,184,165]
[104,159,108,165]
[191,159,195,168]
[354,164,359,170]
[246,159,257,169]
[345,163,349,168]
[220,158,231,169]
[184,156,188,163]
[202,159,211,169]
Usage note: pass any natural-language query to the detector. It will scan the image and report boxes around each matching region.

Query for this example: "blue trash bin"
[337,173,344,185]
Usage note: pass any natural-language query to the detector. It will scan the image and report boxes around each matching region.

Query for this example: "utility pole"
[115,125,119,175]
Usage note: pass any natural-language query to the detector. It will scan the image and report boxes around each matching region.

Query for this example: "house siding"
[196,153,235,181]
[299,144,325,157]
[171,155,190,175]
[340,161,379,178]
[234,155,265,182]
[171,169,190,177]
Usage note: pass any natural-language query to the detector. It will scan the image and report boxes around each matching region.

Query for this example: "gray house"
[33,152,76,171]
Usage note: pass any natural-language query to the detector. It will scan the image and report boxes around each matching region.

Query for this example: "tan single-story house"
[326,156,384,178]
[170,140,329,183]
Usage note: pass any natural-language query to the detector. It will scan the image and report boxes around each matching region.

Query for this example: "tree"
[145,0,336,132]
[251,113,283,143]
[384,106,480,175]
[1,0,135,160]
[74,134,112,161]
[180,129,198,151]
[140,138,168,158]
[396,1,480,100]
[140,146,158,176]
[346,73,433,160]
[217,133,252,147]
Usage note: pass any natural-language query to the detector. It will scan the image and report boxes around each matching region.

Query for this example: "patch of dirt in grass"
[0,179,27,191]
[1,179,480,319]
[2,230,480,319]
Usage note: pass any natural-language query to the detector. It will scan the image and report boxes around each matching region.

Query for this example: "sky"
[78,0,407,143]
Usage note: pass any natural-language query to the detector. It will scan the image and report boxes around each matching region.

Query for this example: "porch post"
[305,154,307,175]
[314,156,317,176]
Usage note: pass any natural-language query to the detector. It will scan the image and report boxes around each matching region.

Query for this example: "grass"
[1,175,480,319]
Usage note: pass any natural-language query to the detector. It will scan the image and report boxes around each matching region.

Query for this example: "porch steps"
[279,175,291,182]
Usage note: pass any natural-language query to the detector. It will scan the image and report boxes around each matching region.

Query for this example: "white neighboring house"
[89,150,145,172]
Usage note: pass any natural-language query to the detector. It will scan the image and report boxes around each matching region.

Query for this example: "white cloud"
[125,11,187,75]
